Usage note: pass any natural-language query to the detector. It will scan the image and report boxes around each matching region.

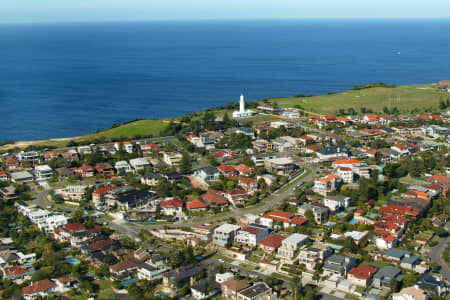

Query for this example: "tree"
[390,278,401,292]
[179,151,192,174]
[71,207,84,223]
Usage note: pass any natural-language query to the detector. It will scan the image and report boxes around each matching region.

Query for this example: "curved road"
[429,224,450,283]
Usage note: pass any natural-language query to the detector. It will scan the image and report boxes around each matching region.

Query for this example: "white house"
[234,225,269,247]
[34,165,53,181]
[323,195,350,212]
[115,161,133,174]
[129,157,151,171]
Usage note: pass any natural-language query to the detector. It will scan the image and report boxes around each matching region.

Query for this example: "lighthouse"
[233,93,254,119]
[239,94,245,113]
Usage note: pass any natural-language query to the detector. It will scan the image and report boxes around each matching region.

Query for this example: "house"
[162,264,203,291]
[92,186,115,205]
[160,198,183,216]
[235,126,255,138]
[218,165,238,178]
[10,171,33,183]
[393,287,428,300]
[104,186,156,210]
[375,234,397,249]
[2,265,34,284]
[277,233,309,261]
[373,266,403,289]
[136,262,169,282]
[202,190,229,208]
[186,199,209,212]
[115,161,133,174]
[257,234,286,253]
[235,164,254,176]
[313,174,341,195]
[5,157,20,170]
[348,265,378,287]
[53,222,86,242]
[22,279,58,300]
[162,152,182,167]
[298,203,329,224]
[141,173,161,186]
[191,280,221,300]
[251,153,276,167]
[256,174,277,187]
[114,141,133,153]
[335,167,353,183]
[416,272,449,296]
[109,259,139,277]
[95,162,115,177]
[194,167,220,182]
[34,165,53,181]
[0,171,8,181]
[315,146,349,162]
[271,138,294,152]
[264,157,296,175]
[239,178,258,195]
[216,272,234,284]
[129,157,152,171]
[261,210,308,229]
[213,224,241,247]
[225,189,248,206]
[322,254,358,277]
[297,242,333,271]
[379,204,420,218]
[55,167,74,180]
[17,151,39,162]
[221,279,249,300]
[237,282,276,300]
[191,224,218,241]
[383,248,411,261]
[323,195,350,212]
[72,165,94,178]
[234,224,269,247]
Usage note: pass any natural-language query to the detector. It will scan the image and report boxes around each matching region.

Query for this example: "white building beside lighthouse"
[232,94,254,119]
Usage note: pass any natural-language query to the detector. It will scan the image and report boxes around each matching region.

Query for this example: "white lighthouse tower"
[233,93,253,119]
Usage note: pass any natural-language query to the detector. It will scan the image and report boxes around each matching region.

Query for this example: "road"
[429,224,450,283]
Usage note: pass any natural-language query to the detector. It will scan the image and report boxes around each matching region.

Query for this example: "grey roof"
[317,146,349,155]
[191,280,220,294]
[196,166,219,175]
[417,273,447,288]
[373,266,402,280]
[401,255,419,265]
[238,283,271,298]
[383,248,411,259]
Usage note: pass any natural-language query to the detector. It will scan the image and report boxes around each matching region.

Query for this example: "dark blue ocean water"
[1,19,450,141]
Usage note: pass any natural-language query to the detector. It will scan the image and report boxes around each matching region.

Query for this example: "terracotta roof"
[93,186,115,195]
[349,265,378,279]
[337,166,352,172]
[217,165,236,172]
[332,159,360,165]
[235,164,254,174]
[88,238,113,251]
[379,204,420,217]
[316,174,338,183]
[202,191,228,205]
[63,222,85,232]
[257,234,286,248]
[239,177,257,185]
[384,235,396,242]
[4,266,28,276]
[110,259,138,273]
[160,198,183,208]
[186,199,209,210]
[22,279,57,295]
[428,174,450,184]
[290,217,308,225]
[263,210,294,220]
[425,184,442,190]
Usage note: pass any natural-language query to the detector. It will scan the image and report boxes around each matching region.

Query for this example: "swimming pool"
[368,213,378,219]
[121,279,136,287]
[328,244,342,250]
[337,212,347,219]
[66,258,80,265]
[349,219,359,224]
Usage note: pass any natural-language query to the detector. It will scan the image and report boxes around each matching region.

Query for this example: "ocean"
[1,19,450,141]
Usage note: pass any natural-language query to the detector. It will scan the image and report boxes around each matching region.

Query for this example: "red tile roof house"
[215,150,236,159]
[53,222,86,242]
[239,177,258,195]
[3,265,34,284]
[225,189,248,207]
[235,164,254,176]
[261,210,308,229]
[95,162,115,177]
[160,198,183,216]
[84,238,114,254]
[92,185,116,205]
[0,171,9,181]
[348,265,378,287]
[22,279,58,300]
[202,190,229,208]
[379,204,420,218]
[109,259,139,278]
[217,165,238,179]
[72,165,95,178]
[257,234,286,253]
[186,198,209,212]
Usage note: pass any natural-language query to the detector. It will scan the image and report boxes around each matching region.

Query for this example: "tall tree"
[179,151,192,174]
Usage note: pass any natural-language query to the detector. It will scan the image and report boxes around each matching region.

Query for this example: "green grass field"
[265,84,447,115]
[81,119,168,140]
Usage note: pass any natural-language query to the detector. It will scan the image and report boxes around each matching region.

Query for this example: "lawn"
[81,119,168,141]
[265,84,447,115]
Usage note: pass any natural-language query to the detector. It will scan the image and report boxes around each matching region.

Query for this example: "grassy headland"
[2,83,448,151]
